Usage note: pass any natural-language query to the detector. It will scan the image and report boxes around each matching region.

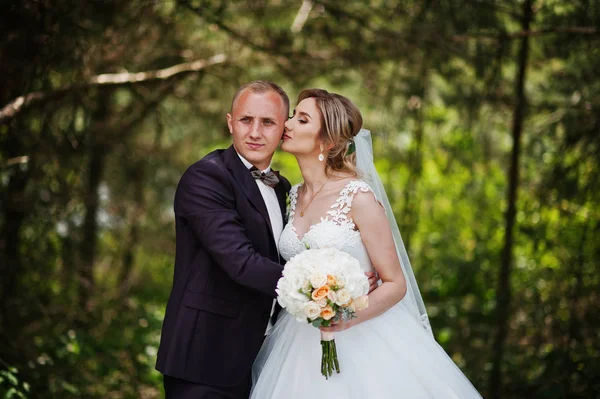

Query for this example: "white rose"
[291,277,301,290]
[301,279,312,294]
[304,301,321,320]
[344,280,357,297]
[327,290,337,303]
[289,290,310,304]
[316,298,328,308]
[335,289,351,306]
[309,274,327,289]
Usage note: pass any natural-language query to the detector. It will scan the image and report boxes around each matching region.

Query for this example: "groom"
[155,81,291,398]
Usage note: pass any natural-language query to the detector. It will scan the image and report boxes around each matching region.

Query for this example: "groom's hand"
[365,271,379,294]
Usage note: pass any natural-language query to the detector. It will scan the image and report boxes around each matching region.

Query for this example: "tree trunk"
[565,220,589,394]
[0,125,29,331]
[78,92,110,311]
[489,1,533,397]
[402,63,429,253]
[61,220,78,309]
[119,163,144,295]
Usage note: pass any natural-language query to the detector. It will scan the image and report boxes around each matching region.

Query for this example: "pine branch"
[453,26,598,42]
[178,0,319,61]
[0,54,227,124]
[291,0,313,33]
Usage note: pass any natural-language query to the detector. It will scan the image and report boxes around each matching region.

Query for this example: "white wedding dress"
[251,180,483,399]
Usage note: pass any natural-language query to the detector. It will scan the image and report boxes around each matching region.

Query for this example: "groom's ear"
[226,113,233,134]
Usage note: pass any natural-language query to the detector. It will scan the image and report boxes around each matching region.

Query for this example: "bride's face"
[282,98,323,156]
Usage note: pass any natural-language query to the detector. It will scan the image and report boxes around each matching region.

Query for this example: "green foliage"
[0,366,29,399]
[0,0,599,398]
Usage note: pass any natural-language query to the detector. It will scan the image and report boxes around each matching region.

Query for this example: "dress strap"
[326,180,378,229]
[287,183,302,221]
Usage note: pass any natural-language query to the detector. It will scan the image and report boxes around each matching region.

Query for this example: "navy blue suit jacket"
[156,145,290,387]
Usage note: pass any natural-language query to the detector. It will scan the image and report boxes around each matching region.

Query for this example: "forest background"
[1,1,598,398]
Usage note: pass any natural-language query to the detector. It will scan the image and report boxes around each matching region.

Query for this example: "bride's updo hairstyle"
[296,89,363,177]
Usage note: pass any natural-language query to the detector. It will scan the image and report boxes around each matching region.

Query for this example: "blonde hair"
[297,89,363,177]
[231,80,290,117]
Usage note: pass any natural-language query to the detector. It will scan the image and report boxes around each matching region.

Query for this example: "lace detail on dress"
[278,180,379,265]
[326,180,374,230]
[287,184,301,220]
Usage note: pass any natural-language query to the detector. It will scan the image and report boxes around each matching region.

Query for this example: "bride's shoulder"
[343,179,372,193]
[334,178,373,199]
[344,179,383,212]
[329,178,380,210]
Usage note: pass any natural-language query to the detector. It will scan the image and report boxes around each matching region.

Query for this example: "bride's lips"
[282,134,291,140]
[246,142,264,150]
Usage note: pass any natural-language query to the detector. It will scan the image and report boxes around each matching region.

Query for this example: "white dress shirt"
[236,152,283,335]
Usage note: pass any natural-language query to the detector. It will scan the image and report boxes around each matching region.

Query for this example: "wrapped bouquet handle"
[320,331,339,378]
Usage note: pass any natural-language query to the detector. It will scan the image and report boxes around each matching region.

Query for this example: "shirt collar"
[236,151,271,173]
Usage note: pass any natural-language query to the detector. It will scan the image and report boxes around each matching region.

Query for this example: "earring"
[318,144,325,162]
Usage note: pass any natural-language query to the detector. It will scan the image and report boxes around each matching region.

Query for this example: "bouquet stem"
[320,331,340,379]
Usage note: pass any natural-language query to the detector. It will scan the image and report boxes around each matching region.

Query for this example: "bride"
[250,89,483,398]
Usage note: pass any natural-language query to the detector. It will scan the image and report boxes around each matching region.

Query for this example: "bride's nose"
[284,118,292,131]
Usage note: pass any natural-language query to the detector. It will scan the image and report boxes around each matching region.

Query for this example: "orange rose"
[320,306,335,320]
[311,285,330,301]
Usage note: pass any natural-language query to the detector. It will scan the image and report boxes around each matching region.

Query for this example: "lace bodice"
[278,180,376,272]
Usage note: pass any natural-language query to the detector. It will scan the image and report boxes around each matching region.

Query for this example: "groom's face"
[227,90,287,171]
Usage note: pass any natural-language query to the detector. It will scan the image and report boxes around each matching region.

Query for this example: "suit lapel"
[223,146,274,237]
[274,174,288,223]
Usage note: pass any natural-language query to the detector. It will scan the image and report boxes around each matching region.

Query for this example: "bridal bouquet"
[276,247,369,379]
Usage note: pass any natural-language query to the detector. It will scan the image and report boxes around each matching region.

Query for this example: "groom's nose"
[249,121,262,139]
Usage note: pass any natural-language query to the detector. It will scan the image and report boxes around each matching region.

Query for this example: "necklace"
[299,180,329,217]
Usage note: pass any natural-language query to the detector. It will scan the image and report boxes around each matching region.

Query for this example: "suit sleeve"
[175,160,282,297]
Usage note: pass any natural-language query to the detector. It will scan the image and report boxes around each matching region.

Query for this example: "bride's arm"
[321,191,407,332]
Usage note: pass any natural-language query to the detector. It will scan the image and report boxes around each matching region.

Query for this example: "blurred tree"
[0,0,598,397]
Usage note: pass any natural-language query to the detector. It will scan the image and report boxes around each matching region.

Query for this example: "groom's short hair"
[230,80,290,116]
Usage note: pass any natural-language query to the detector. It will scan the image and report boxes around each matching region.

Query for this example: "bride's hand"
[321,273,376,333]
[365,271,379,294]
[319,318,357,333]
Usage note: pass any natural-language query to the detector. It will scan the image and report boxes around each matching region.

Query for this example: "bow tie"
[250,166,279,188]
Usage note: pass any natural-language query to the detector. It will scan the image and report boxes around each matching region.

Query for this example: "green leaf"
[5,372,18,386]
[61,381,79,394]
[346,140,356,156]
